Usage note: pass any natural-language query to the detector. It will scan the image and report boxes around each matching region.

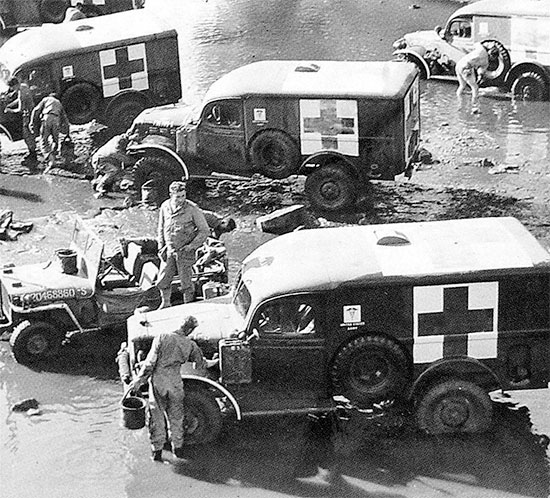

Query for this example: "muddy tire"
[107,99,147,135]
[305,164,357,211]
[331,335,411,405]
[511,71,549,102]
[182,389,223,445]
[416,379,493,435]
[249,130,300,179]
[132,155,185,202]
[9,320,65,364]
[62,83,101,125]
[480,40,511,86]
[39,0,67,23]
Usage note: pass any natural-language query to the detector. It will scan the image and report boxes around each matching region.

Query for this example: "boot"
[151,450,163,462]
[157,288,171,309]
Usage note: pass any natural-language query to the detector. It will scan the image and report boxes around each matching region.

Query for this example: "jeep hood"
[132,103,196,128]
[127,299,244,345]
[1,262,94,302]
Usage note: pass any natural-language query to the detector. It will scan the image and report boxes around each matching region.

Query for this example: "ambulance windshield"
[233,274,251,318]
[0,61,12,90]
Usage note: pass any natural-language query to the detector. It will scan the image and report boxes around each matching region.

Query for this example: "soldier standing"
[4,77,37,165]
[156,181,210,308]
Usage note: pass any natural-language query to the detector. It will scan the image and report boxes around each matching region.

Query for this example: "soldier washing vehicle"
[121,217,550,444]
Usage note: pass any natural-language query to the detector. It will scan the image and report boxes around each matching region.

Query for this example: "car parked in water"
[121,217,550,444]
[128,60,420,211]
[393,0,550,101]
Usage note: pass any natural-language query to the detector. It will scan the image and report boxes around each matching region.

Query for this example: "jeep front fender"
[182,374,242,420]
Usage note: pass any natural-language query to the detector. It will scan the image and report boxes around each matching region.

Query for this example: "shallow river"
[1,0,550,497]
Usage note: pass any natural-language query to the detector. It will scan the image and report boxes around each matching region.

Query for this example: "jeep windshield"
[232,273,251,318]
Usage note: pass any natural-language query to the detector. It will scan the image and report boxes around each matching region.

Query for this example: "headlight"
[393,38,407,50]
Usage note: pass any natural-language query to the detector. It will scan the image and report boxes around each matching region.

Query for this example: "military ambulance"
[121,217,550,443]
[129,60,420,211]
[393,0,550,101]
[0,10,180,137]
[0,0,144,34]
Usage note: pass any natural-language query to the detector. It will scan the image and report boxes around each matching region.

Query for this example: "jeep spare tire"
[331,335,411,405]
[39,0,67,23]
[480,39,511,86]
[250,130,300,179]
[10,320,65,364]
[62,83,101,125]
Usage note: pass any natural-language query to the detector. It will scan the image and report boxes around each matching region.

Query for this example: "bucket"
[121,391,146,430]
[55,248,78,275]
[141,180,158,206]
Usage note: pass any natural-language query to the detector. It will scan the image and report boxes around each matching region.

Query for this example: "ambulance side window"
[204,100,242,128]
[252,297,317,336]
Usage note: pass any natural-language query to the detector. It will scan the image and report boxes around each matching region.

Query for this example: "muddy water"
[1,0,550,497]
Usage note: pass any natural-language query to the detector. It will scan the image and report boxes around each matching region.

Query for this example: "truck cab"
[122,217,550,444]
[393,0,550,101]
[129,60,420,211]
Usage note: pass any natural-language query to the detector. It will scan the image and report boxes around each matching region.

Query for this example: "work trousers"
[148,380,185,451]
[157,249,195,294]
[40,114,60,163]
[22,113,36,155]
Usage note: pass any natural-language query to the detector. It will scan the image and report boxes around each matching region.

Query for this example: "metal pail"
[121,392,146,430]
[55,248,78,275]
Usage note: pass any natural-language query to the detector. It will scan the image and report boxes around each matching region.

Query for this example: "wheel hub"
[27,334,48,356]
[438,397,470,428]
[319,181,341,201]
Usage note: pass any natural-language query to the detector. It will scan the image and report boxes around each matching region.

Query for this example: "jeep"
[0,217,229,364]
[393,0,550,101]
[128,60,420,211]
[121,217,550,444]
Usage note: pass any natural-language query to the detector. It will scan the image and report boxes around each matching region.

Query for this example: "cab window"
[203,100,242,128]
[252,297,317,336]
[23,67,53,101]
[447,18,471,39]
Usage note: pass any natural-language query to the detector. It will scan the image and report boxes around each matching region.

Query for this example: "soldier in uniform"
[156,181,210,308]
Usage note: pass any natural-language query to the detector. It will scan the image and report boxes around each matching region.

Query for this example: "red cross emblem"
[100,44,148,98]
[418,286,494,356]
[303,100,355,149]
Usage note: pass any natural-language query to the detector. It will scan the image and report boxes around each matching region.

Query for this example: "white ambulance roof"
[452,0,550,19]
[242,217,550,303]
[0,10,176,71]
[205,60,418,101]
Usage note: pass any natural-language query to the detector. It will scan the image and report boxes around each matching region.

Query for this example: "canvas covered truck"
[0,218,229,364]
[393,0,550,101]
[121,217,550,444]
[0,0,144,35]
[0,10,180,137]
[128,60,421,211]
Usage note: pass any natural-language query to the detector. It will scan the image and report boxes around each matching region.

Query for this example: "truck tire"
[39,0,67,23]
[132,156,184,202]
[182,389,223,445]
[416,379,493,435]
[480,40,511,86]
[9,320,65,364]
[62,83,101,125]
[511,71,549,102]
[250,130,300,179]
[331,335,411,406]
[305,164,357,211]
[107,98,146,135]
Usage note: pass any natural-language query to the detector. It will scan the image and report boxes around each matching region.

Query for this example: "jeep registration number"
[23,288,90,303]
